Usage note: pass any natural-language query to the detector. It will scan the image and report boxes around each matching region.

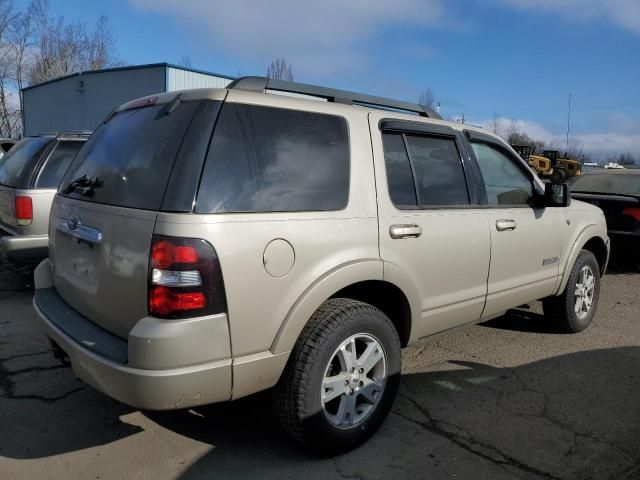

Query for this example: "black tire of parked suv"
[272,298,401,455]
[543,249,601,333]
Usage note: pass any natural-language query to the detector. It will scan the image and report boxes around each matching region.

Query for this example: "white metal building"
[22,63,234,136]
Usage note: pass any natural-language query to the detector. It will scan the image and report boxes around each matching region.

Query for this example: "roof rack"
[34,131,92,138]
[227,76,442,120]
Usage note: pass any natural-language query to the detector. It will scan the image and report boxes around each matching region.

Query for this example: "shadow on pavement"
[479,309,563,334]
[2,309,638,478]
[142,347,639,480]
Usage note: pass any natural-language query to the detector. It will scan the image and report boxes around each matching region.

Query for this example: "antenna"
[566,92,571,153]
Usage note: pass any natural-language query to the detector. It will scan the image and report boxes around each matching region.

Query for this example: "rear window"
[196,103,349,213]
[36,140,84,188]
[571,173,640,196]
[60,101,202,210]
[0,137,52,188]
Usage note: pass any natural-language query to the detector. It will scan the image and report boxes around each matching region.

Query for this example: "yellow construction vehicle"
[511,145,552,176]
[511,145,581,182]
[542,150,581,183]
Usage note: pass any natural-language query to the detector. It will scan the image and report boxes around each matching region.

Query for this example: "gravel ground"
[0,258,638,480]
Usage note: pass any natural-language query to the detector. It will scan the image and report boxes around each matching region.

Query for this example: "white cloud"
[497,0,640,33]
[477,116,640,158]
[129,0,446,77]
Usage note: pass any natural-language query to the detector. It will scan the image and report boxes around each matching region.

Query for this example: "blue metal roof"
[22,62,236,92]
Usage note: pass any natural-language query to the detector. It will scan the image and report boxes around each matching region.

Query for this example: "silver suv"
[0,133,88,261]
[33,78,609,454]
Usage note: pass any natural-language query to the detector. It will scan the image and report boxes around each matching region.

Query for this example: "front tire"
[273,298,401,455]
[543,250,601,332]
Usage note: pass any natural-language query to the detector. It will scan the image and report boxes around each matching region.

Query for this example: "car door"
[464,130,564,319]
[370,115,491,340]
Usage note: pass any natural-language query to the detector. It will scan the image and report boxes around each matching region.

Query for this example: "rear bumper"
[0,231,48,261]
[33,260,233,410]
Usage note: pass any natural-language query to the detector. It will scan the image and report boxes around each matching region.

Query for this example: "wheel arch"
[270,260,416,354]
[556,227,609,294]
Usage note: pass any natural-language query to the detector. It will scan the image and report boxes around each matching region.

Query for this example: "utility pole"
[566,92,571,153]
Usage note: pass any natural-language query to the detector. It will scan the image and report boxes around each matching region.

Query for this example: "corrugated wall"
[23,66,166,136]
[166,67,232,91]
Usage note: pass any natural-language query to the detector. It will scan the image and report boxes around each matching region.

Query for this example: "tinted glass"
[405,135,469,206]
[382,133,417,207]
[571,173,640,196]
[0,137,51,188]
[472,142,532,205]
[196,103,349,213]
[60,101,201,210]
[36,141,84,188]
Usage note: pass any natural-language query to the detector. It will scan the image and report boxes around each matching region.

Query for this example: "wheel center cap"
[350,374,360,385]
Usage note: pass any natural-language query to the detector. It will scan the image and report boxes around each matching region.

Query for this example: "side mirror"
[532,182,570,208]
[544,182,570,207]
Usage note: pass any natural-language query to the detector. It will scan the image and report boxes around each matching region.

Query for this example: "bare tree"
[489,113,502,135]
[28,6,121,85]
[418,88,436,112]
[266,57,293,81]
[84,16,120,71]
[179,55,192,68]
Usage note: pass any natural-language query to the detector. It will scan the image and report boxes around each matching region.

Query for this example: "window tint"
[36,141,84,188]
[382,133,417,207]
[381,132,469,208]
[196,103,349,213]
[60,101,202,210]
[0,137,51,188]
[405,135,469,206]
[471,142,532,205]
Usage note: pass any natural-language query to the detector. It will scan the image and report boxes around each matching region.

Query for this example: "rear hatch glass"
[51,99,215,338]
[59,101,202,210]
[0,137,52,188]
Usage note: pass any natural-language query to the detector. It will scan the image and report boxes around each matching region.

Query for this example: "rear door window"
[0,137,52,188]
[196,103,350,213]
[36,140,84,188]
[381,132,469,208]
[60,101,203,210]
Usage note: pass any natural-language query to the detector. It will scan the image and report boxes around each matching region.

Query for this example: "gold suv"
[33,77,609,454]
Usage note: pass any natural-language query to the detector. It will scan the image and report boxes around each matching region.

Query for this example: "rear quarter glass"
[36,140,85,189]
[59,100,211,211]
[195,103,350,214]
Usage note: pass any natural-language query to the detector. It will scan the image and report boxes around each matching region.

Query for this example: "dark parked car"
[0,132,89,261]
[571,170,640,263]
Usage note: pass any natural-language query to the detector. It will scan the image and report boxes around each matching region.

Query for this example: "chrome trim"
[55,217,103,245]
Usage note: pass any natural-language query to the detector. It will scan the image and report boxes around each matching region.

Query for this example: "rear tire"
[273,298,401,455]
[543,250,600,332]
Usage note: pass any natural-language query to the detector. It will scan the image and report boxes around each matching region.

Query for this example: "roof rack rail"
[226,76,442,120]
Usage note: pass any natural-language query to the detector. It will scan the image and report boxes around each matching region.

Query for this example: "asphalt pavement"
[1,258,638,480]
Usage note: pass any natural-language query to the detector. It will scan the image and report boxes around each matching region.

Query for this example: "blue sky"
[19,0,640,158]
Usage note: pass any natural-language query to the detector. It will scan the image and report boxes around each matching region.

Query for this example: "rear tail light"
[148,235,227,319]
[14,196,33,226]
[622,208,640,222]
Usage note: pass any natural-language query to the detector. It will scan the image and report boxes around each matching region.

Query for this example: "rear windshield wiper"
[62,174,103,196]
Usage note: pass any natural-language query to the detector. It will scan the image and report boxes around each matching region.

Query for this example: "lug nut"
[349,389,354,395]
[359,368,364,373]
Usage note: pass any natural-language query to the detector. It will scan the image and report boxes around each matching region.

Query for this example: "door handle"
[389,224,422,239]
[495,219,517,231]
